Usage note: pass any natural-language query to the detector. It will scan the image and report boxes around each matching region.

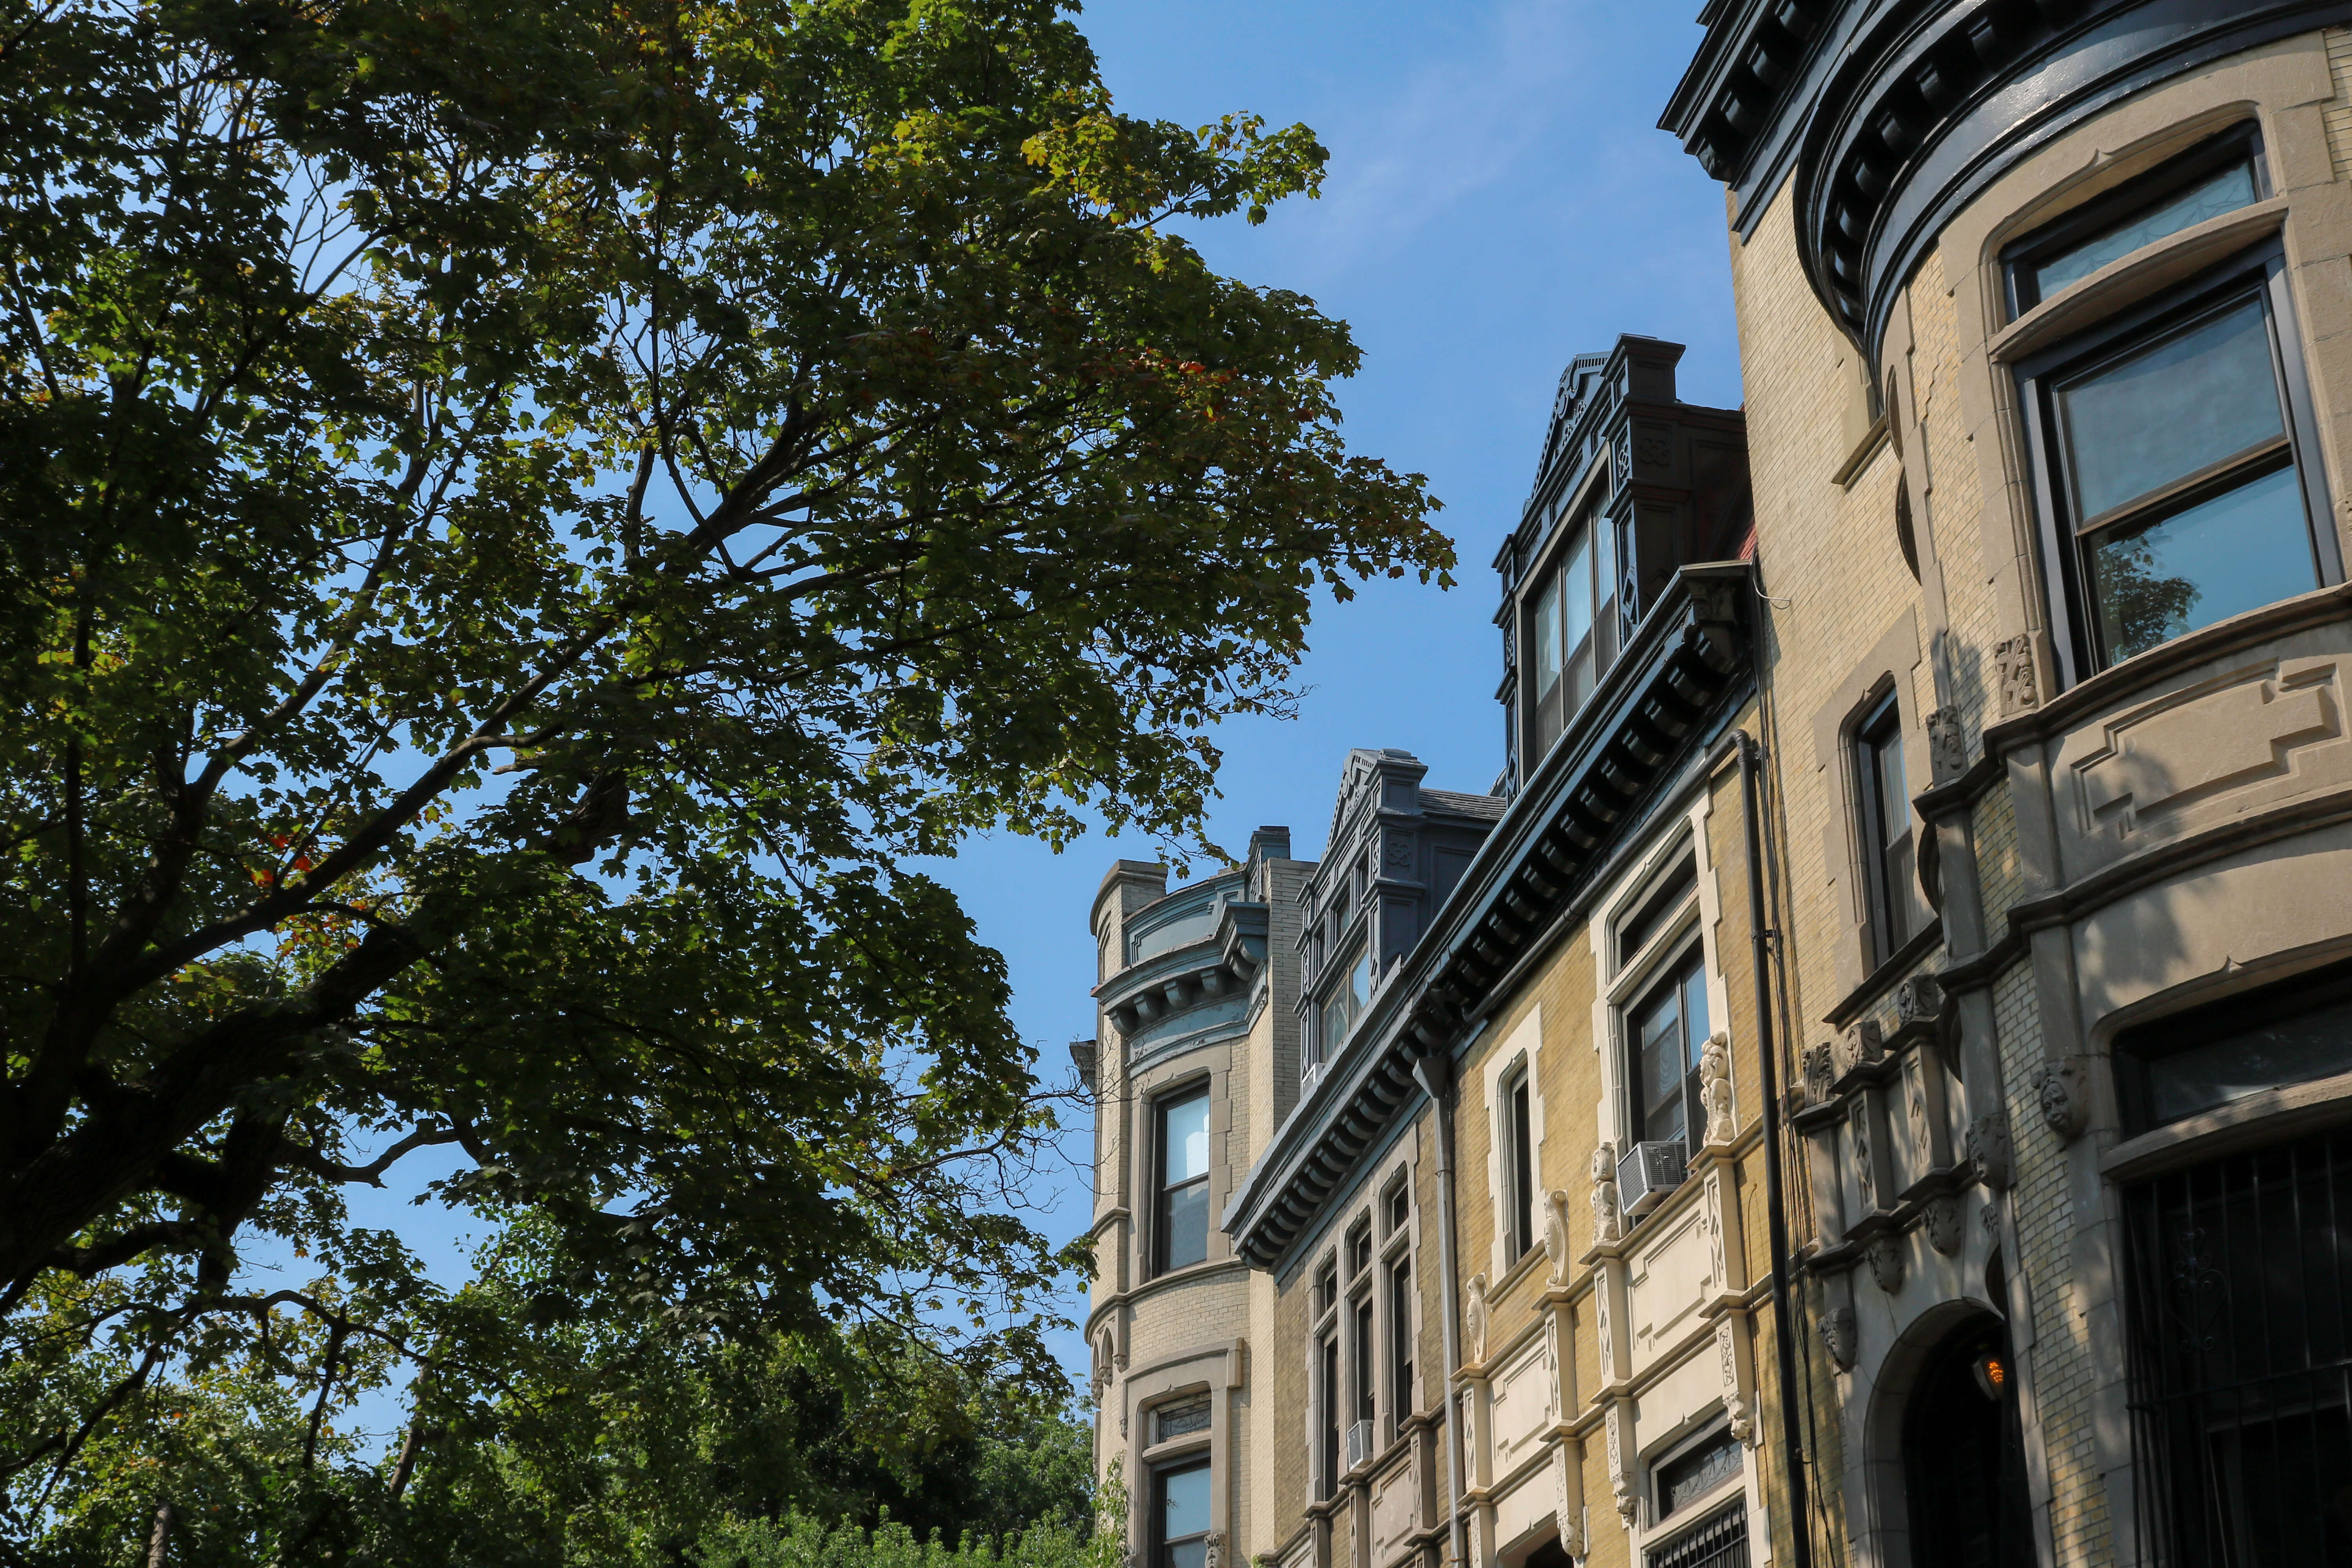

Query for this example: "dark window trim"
[2002,122,2267,318]
[2016,238,2340,689]
[1150,1455,1214,1568]
[1152,1082,1213,1278]
[1504,1061,1536,1260]
[1625,940,1708,1154]
[1519,471,1619,771]
[1853,684,1912,971]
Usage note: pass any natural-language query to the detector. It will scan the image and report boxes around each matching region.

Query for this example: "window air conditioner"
[1344,1417,1377,1470]
[1618,1139,1688,1220]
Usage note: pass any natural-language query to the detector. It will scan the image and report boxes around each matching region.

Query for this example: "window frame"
[2001,122,2268,318]
[1519,474,1620,767]
[1852,686,1916,970]
[1151,1083,1213,1277]
[2013,230,2339,688]
[1149,1455,1214,1568]
[1501,1061,1536,1261]
[1624,940,1710,1154]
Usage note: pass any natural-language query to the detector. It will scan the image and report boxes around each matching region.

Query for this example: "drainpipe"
[1737,729,1814,1568]
[1410,1050,1470,1568]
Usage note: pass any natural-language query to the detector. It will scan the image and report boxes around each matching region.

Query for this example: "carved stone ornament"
[1543,1189,1573,1284]
[1820,1306,1858,1371]
[1925,1195,1964,1256]
[1967,1110,2013,1191]
[1837,1018,1884,1079]
[1204,1534,1224,1568]
[1995,633,2040,715]
[1925,705,1968,786]
[2033,1056,2091,1140]
[1716,1320,1754,1445]
[1803,1042,1838,1107]
[1590,1141,1623,1245]
[1849,1098,1877,1211]
[1866,1235,1905,1294]
[1700,1032,1736,1145]
[1982,1200,2003,1244]
[1465,1271,1490,1365]
[1553,1446,1583,1554]
[1894,973,1944,1031]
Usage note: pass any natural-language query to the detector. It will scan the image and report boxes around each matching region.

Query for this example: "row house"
[1088,5,2352,1568]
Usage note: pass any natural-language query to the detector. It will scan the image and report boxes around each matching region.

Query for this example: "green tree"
[0,0,1446,1544]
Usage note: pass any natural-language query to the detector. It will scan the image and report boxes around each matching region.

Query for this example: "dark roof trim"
[1222,563,1756,1269]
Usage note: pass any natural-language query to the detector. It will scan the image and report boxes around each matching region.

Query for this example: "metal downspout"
[1738,728,1814,1568]
[1411,1051,1470,1568]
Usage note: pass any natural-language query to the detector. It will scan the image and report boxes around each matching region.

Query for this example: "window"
[2005,125,2265,315]
[2009,131,2336,680]
[1525,492,1619,760]
[1504,1065,1536,1259]
[1351,1292,1376,1429]
[1315,1258,1339,1317]
[1154,1089,1211,1274]
[1152,1459,1213,1568]
[1854,690,1916,967]
[1387,1254,1414,1437]
[2114,960,2352,1132]
[1318,1329,1341,1499]
[1645,1501,1748,1568]
[2124,1128,2352,1566]
[1655,1428,1742,1519]
[1346,1219,1372,1281]
[1630,948,1710,1149]
[1316,946,1372,1069]
[1385,1178,1410,1237]
[1154,1392,1212,1445]
[1618,855,1698,967]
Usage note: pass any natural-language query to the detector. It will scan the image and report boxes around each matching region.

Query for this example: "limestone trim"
[1986,193,2291,364]
[2101,1064,2352,1181]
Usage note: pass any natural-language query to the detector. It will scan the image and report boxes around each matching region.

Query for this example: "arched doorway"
[1902,1314,2034,1568]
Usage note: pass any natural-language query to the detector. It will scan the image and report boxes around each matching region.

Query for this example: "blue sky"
[925,0,1748,1377]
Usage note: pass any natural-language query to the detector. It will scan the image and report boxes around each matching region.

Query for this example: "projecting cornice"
[1662,0,2352,356]
[1223,563,1755,1270]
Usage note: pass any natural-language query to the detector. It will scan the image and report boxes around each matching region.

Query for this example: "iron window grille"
[2123,1126,2352,1565]
[1645,1500,1748,1568]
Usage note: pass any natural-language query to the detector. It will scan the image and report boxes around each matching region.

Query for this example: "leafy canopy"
[0,0,1446,1528]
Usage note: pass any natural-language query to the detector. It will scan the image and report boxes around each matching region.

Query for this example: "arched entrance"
[1902,1314,2034,1568]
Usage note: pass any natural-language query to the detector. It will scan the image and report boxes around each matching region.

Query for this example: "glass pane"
[1160,1463,1212,1553]
[1161,1180,1208,1270]
[2089,462,2315,664]
[1681,958,1711,1072]
[1562,532,1594,653]
[1637,985,1685,1145]
[2058,296,2285,521]
[1874,726,1911,951]
[1155,1394,1212,1443]
[2141,989,2352,1126]
[2033,160,2259,300]
[1348,950,1371,1014]
[1161,1093,1210,1185]
[1532,574,1562,700]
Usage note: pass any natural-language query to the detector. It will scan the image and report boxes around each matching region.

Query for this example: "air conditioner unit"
[1618,1139,1688,1220]
[1300,1060,1327,1097]
[1344,1417,1377,1469]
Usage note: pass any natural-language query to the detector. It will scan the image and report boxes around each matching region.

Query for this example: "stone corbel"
[1967,1109,2013,1191]
[2032,1056,2092,1141]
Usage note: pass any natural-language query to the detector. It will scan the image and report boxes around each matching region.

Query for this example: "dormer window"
[1316,946,1371,1067]
[1526,488,1618,762]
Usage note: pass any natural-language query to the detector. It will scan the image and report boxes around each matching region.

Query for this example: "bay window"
[2009,127,2339,681]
